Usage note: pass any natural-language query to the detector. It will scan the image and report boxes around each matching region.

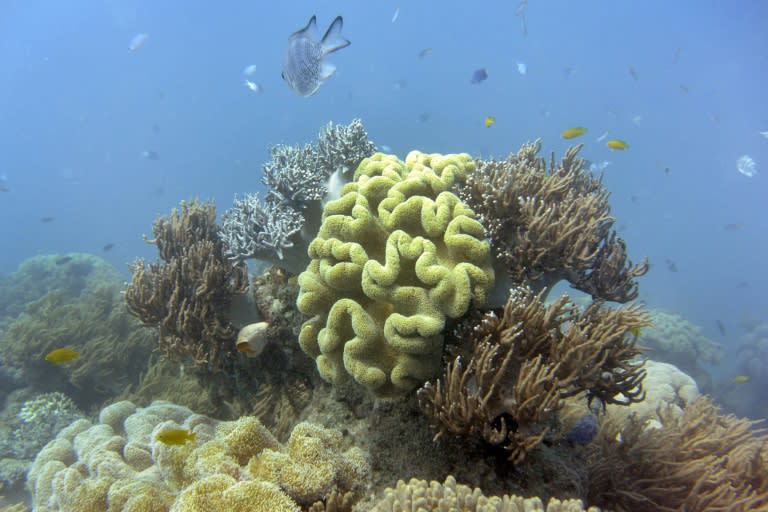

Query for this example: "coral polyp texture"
[370,475,598,511]
[297,151,494,397]
[27,400,370,512]
[457,140,648,302]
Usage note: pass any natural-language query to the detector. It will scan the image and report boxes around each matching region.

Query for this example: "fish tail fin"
[188,432,197,442]
[321,16,351,55]
[293,15,318,38]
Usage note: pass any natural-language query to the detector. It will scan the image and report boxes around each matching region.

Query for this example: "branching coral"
[585,396,768,512]
[457,140,648,302]
[418,286,648,463]
[125,199,249,371]
[220,119,376,271]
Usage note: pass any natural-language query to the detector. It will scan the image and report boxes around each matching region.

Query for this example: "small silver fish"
[282,15,350,97]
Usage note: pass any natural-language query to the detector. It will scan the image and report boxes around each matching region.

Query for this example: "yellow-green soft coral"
[297,151,494,397]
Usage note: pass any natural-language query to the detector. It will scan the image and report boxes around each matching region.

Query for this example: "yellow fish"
[629,326,642,337]
[155,428,196,446]
[561,126,588,139]
[44,348,80,365]
[606,139,629,150]
[733,375,750,385]
[484,115,495,128]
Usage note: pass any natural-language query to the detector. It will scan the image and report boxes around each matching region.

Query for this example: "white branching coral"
[219,119,375,270]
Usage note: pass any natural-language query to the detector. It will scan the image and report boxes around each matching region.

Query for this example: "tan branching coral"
[418,286,648,463]
[457,140,648,302]
[125,199,249,370]
[585,396,768,512]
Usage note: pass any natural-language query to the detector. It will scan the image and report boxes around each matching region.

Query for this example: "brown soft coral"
[457,140,648,302]
[585,396,768,512]
[125,199,249,370]
[418,286,648,463]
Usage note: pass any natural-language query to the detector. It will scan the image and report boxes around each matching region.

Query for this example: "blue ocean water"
[1,0,767,460]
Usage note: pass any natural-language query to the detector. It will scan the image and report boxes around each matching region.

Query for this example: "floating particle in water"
[128,33,149,52]
[736,155,757,177]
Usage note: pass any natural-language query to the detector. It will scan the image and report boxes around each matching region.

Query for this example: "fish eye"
[281,72,286,81]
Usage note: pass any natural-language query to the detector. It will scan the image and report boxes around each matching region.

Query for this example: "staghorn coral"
[125,199,249,371]
[585,396,768,512]
[418,286,648,464]
[27,400,371,512]
[369,475,599,512]
[297,151,494,397]
[457,140,648,302]
[220,119,376,272]
[0,282,154,408]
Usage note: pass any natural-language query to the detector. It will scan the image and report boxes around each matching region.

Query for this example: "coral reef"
[125,199,249,371]
[0,253,123,320]
[585,396,768,511]
[220,119,376,272]
[637,309,721,389]
[14,393,84,458]
[560,359,700,442]
[418,286,648,463]
[297,152,494,397]
[27,400,371,512]
[0,282,154,407]
[369,475,598,511]
[0,391,84,501]
[111,358,219,417]
[457,140,648,302]
[716,321,768,420]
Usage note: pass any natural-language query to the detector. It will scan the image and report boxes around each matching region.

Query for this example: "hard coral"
[297,152,494,397]
[457,140,648,302]
[220,119,376,272]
